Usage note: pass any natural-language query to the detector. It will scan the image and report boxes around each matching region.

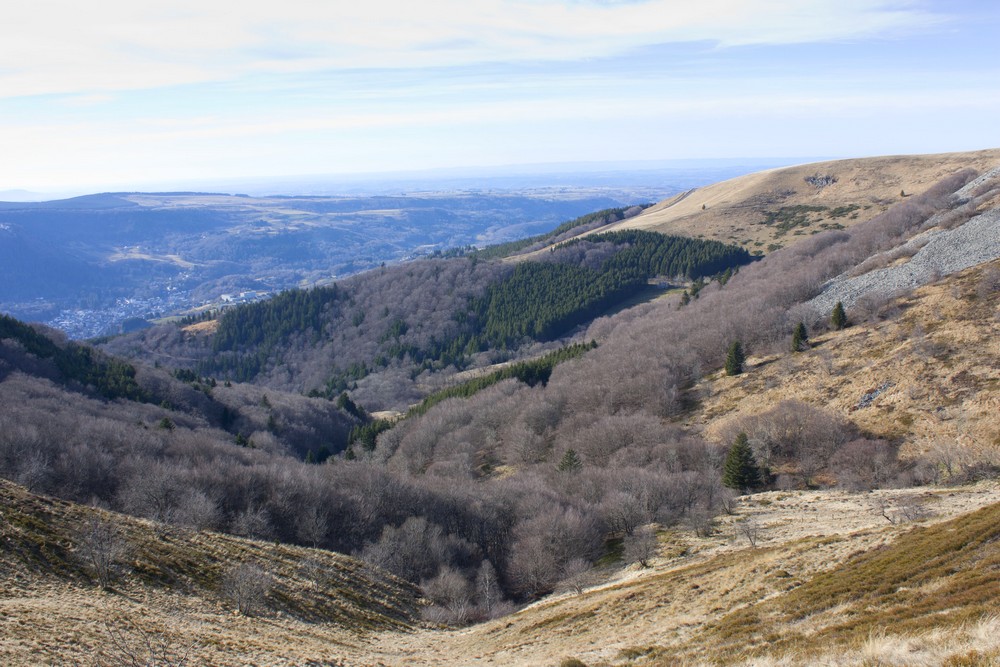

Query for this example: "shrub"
[78,515,129,590]
[623,524,658,567]
[222,563,272,616]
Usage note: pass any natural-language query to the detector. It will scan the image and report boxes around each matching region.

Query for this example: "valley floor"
[357,481,1000,667]
[9,480,995,666]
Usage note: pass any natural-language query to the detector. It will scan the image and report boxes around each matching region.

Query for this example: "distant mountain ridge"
[0,189,658,337]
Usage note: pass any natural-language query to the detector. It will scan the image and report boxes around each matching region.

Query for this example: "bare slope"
[696,258,1000,458]
[364,482,1000,666]
[0,479,419,666]
[578,149,1000,256]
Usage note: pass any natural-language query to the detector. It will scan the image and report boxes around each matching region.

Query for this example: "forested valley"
[102,208,750,411]
[1,168,993,624]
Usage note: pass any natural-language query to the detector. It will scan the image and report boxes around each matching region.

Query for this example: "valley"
[0,188,663,338]
[0,150,998,666]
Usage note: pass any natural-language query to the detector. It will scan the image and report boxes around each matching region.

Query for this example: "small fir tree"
[557,449,583,473]
[724,341,745,376]
[791,322,808,352]
[831,301,848,330]
[722,432,761,492]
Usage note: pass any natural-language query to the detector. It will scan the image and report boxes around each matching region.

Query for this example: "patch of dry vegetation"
[694,258,1000,472]
[0,479,419,666]
[559,149,1000,256]
[180,319,219,335]
[682,498,1000,665]
[361,483,1000,666]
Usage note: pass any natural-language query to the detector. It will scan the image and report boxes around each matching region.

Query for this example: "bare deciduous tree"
[91,613,194,667]
[421,566,472,625]
[79,515,130,590]
[736,517,762,548]
[557,558,595,595]
[623,524,658,567]
[221,563,272,616]
[475,560,502,618]
[295,506,329,548]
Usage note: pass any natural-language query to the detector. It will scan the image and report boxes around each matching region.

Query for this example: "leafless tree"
[221,563,272,616]
[295,506,329,548]
[421,566,472,625]
[623,524,658,567]
[897,495,932,523]
[90,613,195,667]
[78,515,130,590]
[475,560,503,618]
[556,558,595,595]
[736,517,762,548]
[170,489,220,532]
[15,448,49,492]
[230,505,274,540]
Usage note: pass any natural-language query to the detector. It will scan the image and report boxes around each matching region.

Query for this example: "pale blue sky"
[3,1,999,192]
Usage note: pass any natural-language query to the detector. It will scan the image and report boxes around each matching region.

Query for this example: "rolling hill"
[547,149,1000,257]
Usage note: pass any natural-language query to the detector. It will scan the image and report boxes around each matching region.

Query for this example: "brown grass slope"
[0,479,419,666]
[544,149,1000,256]
[696,258,1000,459]
[680,497,1000,665]
[362,483,1000,666]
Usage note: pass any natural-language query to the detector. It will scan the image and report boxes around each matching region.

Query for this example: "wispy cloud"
[3,1,995,191]
[0,0,945,98]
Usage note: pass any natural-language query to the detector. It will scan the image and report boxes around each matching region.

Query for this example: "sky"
[2,0,999,193]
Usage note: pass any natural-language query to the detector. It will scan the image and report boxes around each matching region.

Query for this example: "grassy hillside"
[544,149,1000,257]
[0,478,419,666]
[332,482,1000,666]
[693,259,1000,461]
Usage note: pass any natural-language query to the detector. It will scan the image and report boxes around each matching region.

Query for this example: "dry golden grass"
[681,498,1000,665]
[180,318,219,334]
[360,483,1000,666]
[528,149,1000,257]
[694,258,1000,460]
[0,479,419,666]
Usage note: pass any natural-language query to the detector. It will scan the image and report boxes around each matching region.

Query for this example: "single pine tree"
[558,448,583,473]
[791,322,808,352]
[831,301,848,330]
[725,341,745,376]
[722,432,761,492]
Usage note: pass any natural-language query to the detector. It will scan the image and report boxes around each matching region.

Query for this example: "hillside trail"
[355,481,1000,666]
